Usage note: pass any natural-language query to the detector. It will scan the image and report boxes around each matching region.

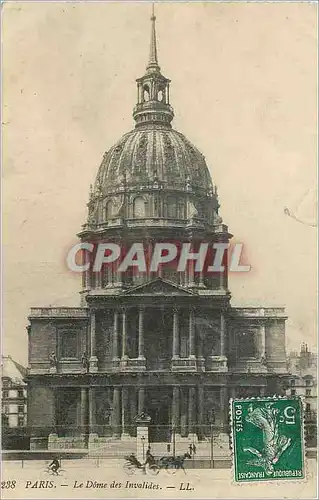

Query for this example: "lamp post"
[209,409,215,470]
[210,423,214,469]
[172,425,176,457]
[141,436,146,461]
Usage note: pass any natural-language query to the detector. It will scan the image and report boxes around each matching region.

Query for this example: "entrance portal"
[146,387,172,442]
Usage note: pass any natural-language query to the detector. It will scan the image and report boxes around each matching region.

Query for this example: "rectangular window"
[238,330,256,358]
[17,389,24,398]
[18,405,24,413]
[306,389,311,397]
[3,390,9,399]
[291,389,296,396]
[305,379,311,386]
[18,416,24,427]
[61,331,78,358]
[290,379,295,387]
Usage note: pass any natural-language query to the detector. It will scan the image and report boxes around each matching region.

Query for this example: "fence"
[2,421,317,455]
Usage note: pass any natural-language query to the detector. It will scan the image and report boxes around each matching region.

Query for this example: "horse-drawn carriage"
[123,452,191,475]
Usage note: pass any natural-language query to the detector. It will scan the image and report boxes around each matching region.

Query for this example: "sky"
[2,1,317,366]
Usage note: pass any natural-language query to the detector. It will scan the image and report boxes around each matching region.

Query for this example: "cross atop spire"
[147,3,160,72]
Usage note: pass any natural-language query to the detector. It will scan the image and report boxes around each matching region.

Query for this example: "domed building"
[26,11,288,453]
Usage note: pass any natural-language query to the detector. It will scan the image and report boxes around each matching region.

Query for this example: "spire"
[133,4,174,127]
[146,3,160,72]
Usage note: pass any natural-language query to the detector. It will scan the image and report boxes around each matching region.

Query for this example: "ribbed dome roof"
[95,126,213,194]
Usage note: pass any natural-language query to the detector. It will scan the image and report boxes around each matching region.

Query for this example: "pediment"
[123,278,194,296]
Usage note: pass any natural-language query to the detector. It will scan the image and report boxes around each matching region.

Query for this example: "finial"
[147,3,160,72]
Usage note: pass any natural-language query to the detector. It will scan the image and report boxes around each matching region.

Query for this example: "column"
[198,328,203,359]
[172,386,180,430]
[83,268,90,290]
[80,388,88,435]
[88,387,96,435]
[147,239,154,279]
[112,387,121,437]
[199,271,205,287]
[219,268,225,289]
[95,269,102,289]
[121,387,130,438]
[121,308,128,359]
[180,387,188,437]
[49,389,57,435]
[197,386,204,431]
[138,387,145,414]
[138,307,145,359]
[218,241,227,289]
[130,389,137,431]
[188,259,195,287]
[89,310,98,372]
[189,308,196,358]
[112,310,119,360]
[220,312,225,357]
[217,387,230,456]
[260,386,266,397]
[172,308,180,358]
[188,386,196,436]
[48,390,58,447]
[90,311,96,357]
[259,323,266,359]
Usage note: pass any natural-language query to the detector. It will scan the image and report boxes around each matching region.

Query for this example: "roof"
[1,356,27,385]
[95,127,213,195]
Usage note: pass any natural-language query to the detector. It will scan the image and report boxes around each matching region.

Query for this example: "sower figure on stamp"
[244,403,292,476]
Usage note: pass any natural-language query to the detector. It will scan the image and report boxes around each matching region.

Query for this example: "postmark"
[231,396,305,483]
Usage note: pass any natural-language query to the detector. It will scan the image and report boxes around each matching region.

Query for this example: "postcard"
[2,1,317,499]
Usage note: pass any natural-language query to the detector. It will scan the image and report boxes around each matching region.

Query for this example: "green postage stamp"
[231,396,305,482]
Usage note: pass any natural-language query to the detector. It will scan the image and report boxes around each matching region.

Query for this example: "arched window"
[105,201,114,219]
[166,196,177,218]
[158,90,164,102]
[143,85,150,102]
[97,203,104,222]
[133,197,146,218]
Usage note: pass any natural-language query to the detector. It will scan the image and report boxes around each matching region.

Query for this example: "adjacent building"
[1,355,28,449]
[26,12,288,451]
[287,343,317,416]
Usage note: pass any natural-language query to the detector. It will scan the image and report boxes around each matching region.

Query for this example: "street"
[1,458,317,499]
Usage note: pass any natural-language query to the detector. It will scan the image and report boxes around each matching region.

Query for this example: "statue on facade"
[49,351,57,368]
[81,352,89,372]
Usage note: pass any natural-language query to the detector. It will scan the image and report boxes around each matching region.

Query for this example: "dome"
[82,11,222,231]
[94,127,213,194]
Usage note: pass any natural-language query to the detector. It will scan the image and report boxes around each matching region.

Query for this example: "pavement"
[1,458,317,499]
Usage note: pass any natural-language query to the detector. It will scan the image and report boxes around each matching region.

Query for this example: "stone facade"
[26,13,288,451]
